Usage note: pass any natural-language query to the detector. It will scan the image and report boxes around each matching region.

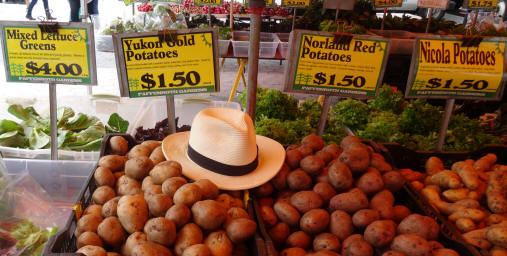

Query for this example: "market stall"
[0,0,505,255]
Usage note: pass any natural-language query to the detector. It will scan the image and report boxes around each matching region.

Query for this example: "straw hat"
[162,108,285,190]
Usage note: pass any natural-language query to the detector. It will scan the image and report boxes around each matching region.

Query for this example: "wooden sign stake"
[425,8,433,33]
[381,8,387,31]
[208,5,213,27]
[435,99,455,151]
[166,95,177,134]
[292,8,297,30]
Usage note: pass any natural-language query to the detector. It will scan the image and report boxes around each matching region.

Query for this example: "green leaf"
[8,105,44,126]
[106,113,129,133]
[28,127,50,149]
[57,129,70,148]
[64,113,99,131]
[0,119,24,134]
[75,124,105,142]
[0,130,28,147]
[57,107,75,127]
[63,138,102,151]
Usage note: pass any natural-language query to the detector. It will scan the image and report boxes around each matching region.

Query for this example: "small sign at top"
[372,0,402,8]
[417,0,450,9]
[463,0,498,9]
[194,0,221,6]
[323,0,356,10]
[281,0,310,8]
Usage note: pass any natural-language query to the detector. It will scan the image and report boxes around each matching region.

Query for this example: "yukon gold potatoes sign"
[0,21,96,85]
[113,29,219,98]
[406,37,506,100]
[284,30,389,98]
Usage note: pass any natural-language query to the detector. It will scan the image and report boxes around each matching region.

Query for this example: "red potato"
[286,150,303,169]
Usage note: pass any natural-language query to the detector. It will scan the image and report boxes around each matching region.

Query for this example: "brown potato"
[166,203,192,229]
[390,234,431,256]
[116,175,142,196]
[280,247,306,256]
[204,230,233,256]
[125,157,154,180]
[339,144,370,174]
[175,223,203,256]
[77,245,106,256]
[329,188,369,214]
[300,209,330,234]
[99,155,127,172]
[192,200,227,231]
[277,191,294,205]
[102,196,121,218]
[290,190,324,213]
[287,169,312,191]
[117,195,149,234]
[286,150,303,169]
[381,251,406,256]
[316,167,330,184]
[428,241,444,251]
[144,217,176,246]
[224,207,250,228]
[94,167,115,187]
[162,177,188,198]
[356,167,384,195]
[300,155,325,176]
[254,182,274,198]
[286,231,311,249]
[226,218,257,243]
[315,150,334,164]
[261,205,278,227]
[432,249,459,256]
[298,145,313,158]
[150,161,182,185]
[268,222,291,246]
[110,136,129,156]
[486,227,507,248]
[302,134,325,151]
[114,171,125,179]
[370,153,393,173]
[92,186,116,205]
[271,164,290,190]
[149,146,166,166]
[76,214,103,237]
[322,144,342,159]
[131,241,172,256]
[97,216,126,247]
[147,193,173,217]
[77,231,103,249]
[144,185,162,199]
[382,171,405,192]
[174,183,202,207]
[141,140,161,152]
[312,250,341,256]
[364,220,397,248]
[142,176,155,191]
[340,136,361,150]
[352,209,380,229]
[313,233,340,252]
[216,193,236,210]
[327,161,353,192]
[392,205,411,223]
[182,244,211,256]
[397,214,439,241]
[273,201,301,227]
[84,205,103,217]
[194,179,219,200]
[341,234,373,256]
[106,253,121,256]
[329,210,354,241]
[128,145,151,159]
[370,190,395,220]
[122,232,147,256]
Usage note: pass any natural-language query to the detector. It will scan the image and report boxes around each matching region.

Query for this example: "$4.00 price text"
[313,72,366,88]
[25,61,83,76]
[424,78,489,90]
[140,71,201,90]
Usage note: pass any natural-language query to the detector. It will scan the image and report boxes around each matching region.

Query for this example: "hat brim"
[161,132,285,190]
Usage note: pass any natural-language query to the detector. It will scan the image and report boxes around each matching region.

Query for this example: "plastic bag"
[0,157,10,219]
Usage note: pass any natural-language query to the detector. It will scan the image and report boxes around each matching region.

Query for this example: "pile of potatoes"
[401,154,507,255]
[75,136,257,256]
[255,135,460,256]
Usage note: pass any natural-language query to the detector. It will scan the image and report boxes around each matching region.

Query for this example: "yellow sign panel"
[287,32,389,98]
[464,0,498,8]
[407,38,506,99]
[282,0,310,8]
[373,0,403,8]
[245,0,273,6]
[117,31,218,98]
[1,24,94,84]
[194,0,221,6]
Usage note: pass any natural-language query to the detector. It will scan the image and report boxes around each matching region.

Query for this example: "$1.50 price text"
[140,71,201,90]
[424,78,489,90]
[24,61,83,76]
[468,0,496,8]
[312,72,366,88]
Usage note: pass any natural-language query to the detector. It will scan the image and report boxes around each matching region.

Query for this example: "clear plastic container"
[219,39,230,57]
[277,33,290,58]
[4,159,96,204]
[232,31,280,58]
[130,98,242,136]
[95,34,114,52]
